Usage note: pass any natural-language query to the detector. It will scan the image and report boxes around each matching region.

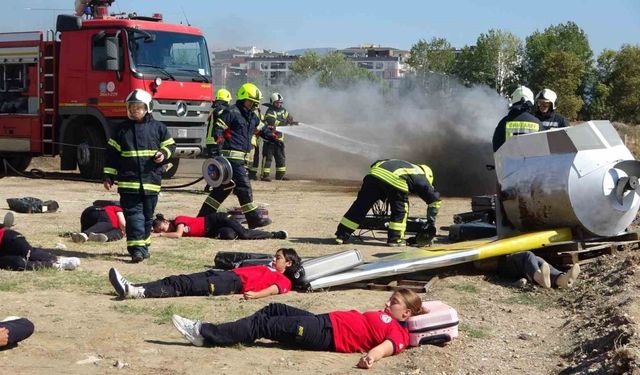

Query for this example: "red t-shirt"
[0,227,5,246]
[231,265,292,294]
[174,216,206,237]
[103,205,123,229]
[329,310,409,354]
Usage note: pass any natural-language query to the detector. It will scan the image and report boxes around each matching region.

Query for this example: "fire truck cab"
[0,2,213,178]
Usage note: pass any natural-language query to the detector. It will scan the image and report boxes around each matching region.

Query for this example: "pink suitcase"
[407,300,459,346]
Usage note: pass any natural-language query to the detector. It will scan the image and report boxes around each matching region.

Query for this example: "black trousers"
[205,213,272,240]
[0,229,58,270]
[249,140,261,177]
[261,141,286,178]
[336,175,409,242]
[199,303,335,350]
[138,269,243,298]
[120,192,158,258]
[0,318,34,350]
[80,206,123,242]
[498,252,563,285]
[198,159,260,223]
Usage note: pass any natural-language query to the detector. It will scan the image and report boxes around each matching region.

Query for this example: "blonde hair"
[395,288,426,316]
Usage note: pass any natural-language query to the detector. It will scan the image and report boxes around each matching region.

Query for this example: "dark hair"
[278,248,302,280]
[152,213,168,229]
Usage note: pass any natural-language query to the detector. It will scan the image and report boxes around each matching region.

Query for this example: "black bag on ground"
[213,251,272,270]
[448,222,496,242]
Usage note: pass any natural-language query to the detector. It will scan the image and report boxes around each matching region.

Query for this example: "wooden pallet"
[348,277,440,293]
[535,231,640,266]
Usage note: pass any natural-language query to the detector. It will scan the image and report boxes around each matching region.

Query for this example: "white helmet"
[270,92,284,104]
[535,88,557,110]
[126,89,153,117]
[510,86,534,106]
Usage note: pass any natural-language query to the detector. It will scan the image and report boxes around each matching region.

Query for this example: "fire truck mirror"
[56,15,82,33]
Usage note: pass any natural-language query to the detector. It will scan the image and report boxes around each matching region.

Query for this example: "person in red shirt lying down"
[151,212,288,240]
[108,248,300,300]
[171,288,427,370]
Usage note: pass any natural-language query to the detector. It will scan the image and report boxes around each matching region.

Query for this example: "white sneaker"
[556,264,581,288]
[533,261,551,288]
[125,284,146,299]
[55,257,80,270]
[3,212,14,227]
[109,267,130,299]
[71,232,88,243]
[88,233,109,243]
[172,314,204,347]
[1,316,22,322]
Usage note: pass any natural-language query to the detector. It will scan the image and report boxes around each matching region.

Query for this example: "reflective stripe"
[394,167,422,177]
[276,167,286,172]
[103,167,118,175]
[222,149,249,161]
[505,121,540,141]
[388,222,406,230]
[388,202,409,238]
[204,196,220,210]
[145,235,151,245]
[369,167,409,192]
[127,239,147,246]
[118,181,161,192]
[160,138,175,148]
[108,138,122,152]
[428,200,442,209]
[265,113,277,119]
[340,216,360,230]
[241,202,257,214]
[216,118,228,129]
[161,147,172,159]
[262,168,271,174]
[121,150,157,157]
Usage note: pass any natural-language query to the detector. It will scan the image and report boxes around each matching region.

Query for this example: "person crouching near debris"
[70,205,126,243]
[108,248,300,299]
[103,89,176,263]
[170,288,425,370]
[0,224,80,271]
[151,213,288,240]
[336,159,441,247]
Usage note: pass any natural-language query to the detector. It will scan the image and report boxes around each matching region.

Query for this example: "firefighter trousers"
[262,141,286,179]
[248,139,261,178]
[199,303,335,350]
[197,159,261,224]
[120,192,157,259]
[336,175,409,243]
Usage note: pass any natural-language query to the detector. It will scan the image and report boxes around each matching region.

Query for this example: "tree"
[608,45,640,123]
[406,37,456,75]
[584,49,617,119]
[290,51,380,88]
[537,50,584,119]
[453,29,523,95]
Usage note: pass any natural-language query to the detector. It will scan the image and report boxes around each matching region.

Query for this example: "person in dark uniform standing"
[534,88,569,130]
[205,88,232,157]
[197,83,275,229]
[335,159,441,247]
[260,92,297,181]
[103,89,176,263]
[492,85,542,152]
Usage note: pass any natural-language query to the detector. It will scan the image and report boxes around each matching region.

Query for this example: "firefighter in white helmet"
[534,88,569,130]
[492,85,542,152]
[103,89,176,263]
[258,92,298,181]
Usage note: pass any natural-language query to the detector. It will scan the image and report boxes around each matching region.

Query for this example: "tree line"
[288,22,640,124]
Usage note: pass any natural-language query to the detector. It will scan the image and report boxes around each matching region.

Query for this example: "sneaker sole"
[171,315,204,347]
[108,268,126,298]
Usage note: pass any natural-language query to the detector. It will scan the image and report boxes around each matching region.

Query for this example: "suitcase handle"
[418,334,451,346]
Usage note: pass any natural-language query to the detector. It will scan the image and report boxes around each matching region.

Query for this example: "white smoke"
[275,76,507,196]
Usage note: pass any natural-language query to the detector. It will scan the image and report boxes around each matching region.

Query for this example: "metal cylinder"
[494,121,640,237]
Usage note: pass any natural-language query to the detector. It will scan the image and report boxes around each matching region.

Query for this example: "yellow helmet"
[236,83,262,103]
[215,88,232,103]
[419,164,434,185]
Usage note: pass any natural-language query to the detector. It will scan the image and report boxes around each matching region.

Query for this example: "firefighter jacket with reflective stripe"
[263,104,292,142]
[492,105,541,152]
[206,100,229,147]
[103,116,176,195]
[215,102,275,160]
[368,159,440,204]
[535,110,569,131]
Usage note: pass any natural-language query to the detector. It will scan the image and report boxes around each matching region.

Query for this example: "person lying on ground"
[151,213,287,240]
[109,248,301,299]
[71,204,125,243]
[171,288,426,370]
[0,224,80,271]
[0,317,34,350]
[474,251,580,288]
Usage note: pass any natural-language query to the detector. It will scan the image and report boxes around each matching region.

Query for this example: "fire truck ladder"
[41,30,57,156]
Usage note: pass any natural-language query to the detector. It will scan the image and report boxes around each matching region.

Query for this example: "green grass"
[0,279,21,292]
[0,269,110,294]
[501,292,551,311]
[460,323,491,339]
[110,302,207,325]
[448,283,478,293]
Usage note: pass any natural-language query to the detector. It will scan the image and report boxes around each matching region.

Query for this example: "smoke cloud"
[276,76,506,196]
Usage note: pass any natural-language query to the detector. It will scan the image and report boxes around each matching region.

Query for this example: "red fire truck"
[0,0,213,178]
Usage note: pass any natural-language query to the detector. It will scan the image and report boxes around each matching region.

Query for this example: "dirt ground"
[1,158,639,374]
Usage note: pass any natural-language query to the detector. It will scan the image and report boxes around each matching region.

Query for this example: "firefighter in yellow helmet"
[197,83,276,229]
[205,88,232,157]
[335,159,441,247]
[258,92,298,181]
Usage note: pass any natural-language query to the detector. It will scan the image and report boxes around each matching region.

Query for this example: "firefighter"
[492,85,542,152]
[205,88,232,157]
[534,88,569,131]
[260,92,297,181]
[196,83,275,229]
[103,89,176,263]
[335,159,441,247]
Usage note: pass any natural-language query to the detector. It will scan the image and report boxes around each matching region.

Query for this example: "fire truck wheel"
[162,158,180,179]
[77,126,106,180]
[3,155,32,175]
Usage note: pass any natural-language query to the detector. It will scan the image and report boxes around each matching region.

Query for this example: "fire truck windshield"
[128,30,211,82]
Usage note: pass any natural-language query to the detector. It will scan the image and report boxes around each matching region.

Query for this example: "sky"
[3,0,639,55]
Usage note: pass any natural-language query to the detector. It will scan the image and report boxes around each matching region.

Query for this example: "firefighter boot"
[260,174,272,182]
[248,171,258,181]
[246,212,272,229]
[276,172,289,181]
